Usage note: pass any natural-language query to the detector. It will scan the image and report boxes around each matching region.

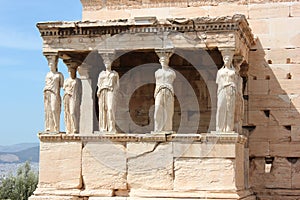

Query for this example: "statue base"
[30,132,255,200]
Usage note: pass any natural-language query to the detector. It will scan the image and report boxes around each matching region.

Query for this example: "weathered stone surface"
[292,159,300,188]
[130,189,255,199]
[208,4,248,18]
[291,126,300,142]
[170,7,209,18]
[29,196,79,200]
[250,157,292,189]
[249,125,291,143]
[265,49,300,64]
[291,3,300,17]
[269,79,300,95]
[248,94,290,110]
[173,142,236,158]
[127,142,173,190]
[270,142,300,157]
[39,141,82,189]
[79,189,113,197]
[82,142,127,190]
[88,198,126,200]
[248,3,289,19]
[248,110,269,125]
[249,141,269,157]
[174,158,236,191]
[248,79,269,95]
[235,143,245,189]
[270,109,300,126]
[248,19,270,35]
[266,157,292,189]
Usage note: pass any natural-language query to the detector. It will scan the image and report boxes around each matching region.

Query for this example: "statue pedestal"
[30,133,255,200]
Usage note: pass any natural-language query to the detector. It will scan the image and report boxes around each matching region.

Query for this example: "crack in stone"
[127,143,160,160]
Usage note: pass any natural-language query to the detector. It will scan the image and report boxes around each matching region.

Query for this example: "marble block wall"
[30,133,254,200]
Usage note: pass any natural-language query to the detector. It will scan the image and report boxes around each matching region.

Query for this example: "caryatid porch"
[37,15,253,134]
[31,15,256,200]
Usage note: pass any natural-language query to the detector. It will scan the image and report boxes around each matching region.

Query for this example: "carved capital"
[219,48,235,60]
[63,59,81,70]
[155,48,174,61]
[98,50,116,69]
[44,52,58,65]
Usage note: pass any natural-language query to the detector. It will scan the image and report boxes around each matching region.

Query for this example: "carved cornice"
[37,14,254,48]
[38,132,247,144]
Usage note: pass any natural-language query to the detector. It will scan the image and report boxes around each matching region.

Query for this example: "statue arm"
[63,79,67,90]
[237,76,243,96]
[216,70,220,85]
[59,73,64,88]
[172,70,176,79]
[74,79,81,103]
[97,71,104,87]
[115,73,120,90]
[97,73,104,96]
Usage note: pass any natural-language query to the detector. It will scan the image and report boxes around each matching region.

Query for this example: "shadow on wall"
[246,38,300,193]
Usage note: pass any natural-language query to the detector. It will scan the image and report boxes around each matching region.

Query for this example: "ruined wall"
[245,2,300,199]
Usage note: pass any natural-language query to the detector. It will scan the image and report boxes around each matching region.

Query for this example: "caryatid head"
[69,68,77,79]
[101,53,115,72]
[159,55,170,70]
[47,56,58,73]
[223,55,233,68]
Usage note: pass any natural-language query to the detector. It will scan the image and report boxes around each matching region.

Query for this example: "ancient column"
[43,53,64,133]
[62,60,82,134]
[77,62,98,134]
[97,51,119,133]
[153,49,176,133]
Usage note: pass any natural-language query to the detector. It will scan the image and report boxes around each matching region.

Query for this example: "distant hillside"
[0,143,39,153]
[0,146,39,163]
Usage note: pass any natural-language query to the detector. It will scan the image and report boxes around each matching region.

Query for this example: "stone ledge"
[33,188,81,196]
[30,189,255,199]
[130,189,255,199]
[38,132,247,144]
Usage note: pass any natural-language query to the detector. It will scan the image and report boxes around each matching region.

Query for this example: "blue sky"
[0,1,82,145]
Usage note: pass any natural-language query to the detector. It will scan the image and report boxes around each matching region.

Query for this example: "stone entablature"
[37,15,254,60]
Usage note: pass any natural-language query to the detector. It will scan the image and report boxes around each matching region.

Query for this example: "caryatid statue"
[44,55,64,132]
[97,53,119,133]
[154,51,176,132]
[63,67,81,134]
[216,54,237,133]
